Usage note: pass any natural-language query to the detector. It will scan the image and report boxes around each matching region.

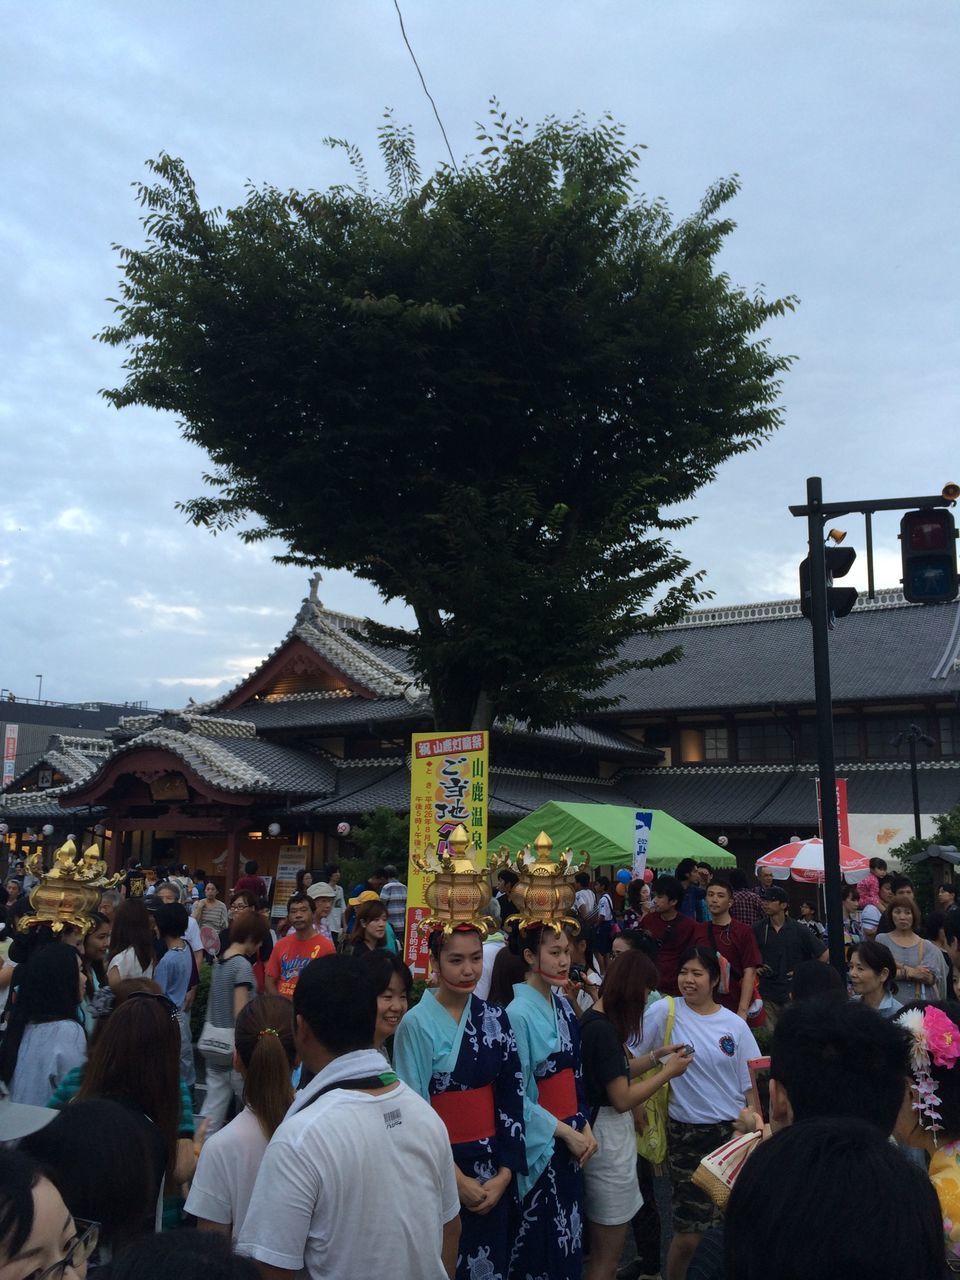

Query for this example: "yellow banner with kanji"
[404,731,489,976]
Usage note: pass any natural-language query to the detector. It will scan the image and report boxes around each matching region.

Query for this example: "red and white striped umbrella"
[756,837,870,886]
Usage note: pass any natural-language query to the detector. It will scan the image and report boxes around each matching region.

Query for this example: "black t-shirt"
[579,1008,629,1110]
[752,916,824,1003]
[124,869,147,898]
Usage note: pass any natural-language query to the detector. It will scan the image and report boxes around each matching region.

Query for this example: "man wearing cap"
[306,881,337,943]
[752,886,827,1027]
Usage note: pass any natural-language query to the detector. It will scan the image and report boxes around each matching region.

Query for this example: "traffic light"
[899,508,959,604]
[800,544,858,621]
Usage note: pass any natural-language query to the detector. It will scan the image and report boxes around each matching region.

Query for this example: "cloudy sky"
[2,1,958,709]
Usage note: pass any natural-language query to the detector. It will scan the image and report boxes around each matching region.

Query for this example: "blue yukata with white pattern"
[394,991,526,1280]
[505,983,588,1280]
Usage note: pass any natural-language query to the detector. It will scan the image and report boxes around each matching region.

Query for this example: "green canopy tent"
[491,801,734,870]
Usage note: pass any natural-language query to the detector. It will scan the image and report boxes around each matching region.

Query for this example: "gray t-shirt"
[208,954,255,1028]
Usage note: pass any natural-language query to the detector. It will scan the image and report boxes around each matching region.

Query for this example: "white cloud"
[52,507,99,535]
[127,591,206,630]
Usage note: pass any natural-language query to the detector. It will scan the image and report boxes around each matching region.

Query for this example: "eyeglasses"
[33,1220,99,1280]
[124,990,178,1020]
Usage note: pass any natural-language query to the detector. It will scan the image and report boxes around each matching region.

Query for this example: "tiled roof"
[198,593,421,709]
[290,762,640,822]
[59,730,338,798]
[215,695,432,732]
[3,734,113,791]
[114,711,257,739]
[618,762,960,827]
[595,592,960,714]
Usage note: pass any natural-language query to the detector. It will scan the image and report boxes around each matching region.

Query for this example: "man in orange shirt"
[265,892,335,1000]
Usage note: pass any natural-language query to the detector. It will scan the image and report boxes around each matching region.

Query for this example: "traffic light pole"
[804,477,846,973]
[791,479,956,974]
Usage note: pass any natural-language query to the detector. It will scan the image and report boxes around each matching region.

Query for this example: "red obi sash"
[536,1067,577,1120]
[431,1084,496,1145]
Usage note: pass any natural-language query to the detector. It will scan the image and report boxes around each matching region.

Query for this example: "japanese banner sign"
[816,778,850,847]
[405,731,489,977]
[633,810,654,880]
[2,724,18,789]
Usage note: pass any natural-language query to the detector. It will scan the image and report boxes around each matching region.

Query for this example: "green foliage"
[349,807,410,870]
[887,805,960,913]
[101,103,796,729]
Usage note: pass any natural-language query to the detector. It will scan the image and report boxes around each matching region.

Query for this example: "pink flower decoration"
[925,1007,960,1069]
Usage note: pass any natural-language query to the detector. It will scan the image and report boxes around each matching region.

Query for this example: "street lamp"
[892,724,935,840]
[35,675,42,702]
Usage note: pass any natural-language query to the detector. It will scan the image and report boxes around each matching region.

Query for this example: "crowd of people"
[0,843,958,1279]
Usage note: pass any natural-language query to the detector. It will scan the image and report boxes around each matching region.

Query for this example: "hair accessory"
[412,825,494,941]
[258,1027,279,1039]
[898,1006,960,1142]
[491,831,589,934]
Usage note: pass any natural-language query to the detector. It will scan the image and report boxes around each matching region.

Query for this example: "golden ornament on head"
[413,824,494,940]
[19,836,123,936]
[493,830,590,934]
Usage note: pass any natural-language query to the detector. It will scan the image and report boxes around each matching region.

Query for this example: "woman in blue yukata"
[394,845,527,1280]
[506,920,598,1280]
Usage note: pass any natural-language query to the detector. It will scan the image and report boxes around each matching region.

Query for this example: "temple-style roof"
[4,734,113,791]
[619,760,960,828]
[60,728,338,801]
[290,760,642,823]
[596,590,960,715]
[196,583,421,709]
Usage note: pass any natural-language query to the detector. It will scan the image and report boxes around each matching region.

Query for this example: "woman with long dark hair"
[21,1098,165,1259]
[73,989,199,1188]
[394,924,525,1280]
[81,910,111,1034]
[187,994,295,1241]
[107,898,156,988]
[580,950,690,1280]
[0,941,85,1105]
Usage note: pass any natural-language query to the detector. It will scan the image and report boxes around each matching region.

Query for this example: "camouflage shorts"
[666,1117,733,1235]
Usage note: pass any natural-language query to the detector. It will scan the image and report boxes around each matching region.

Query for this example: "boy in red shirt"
[640,874,697,995]
[266,892,335,999]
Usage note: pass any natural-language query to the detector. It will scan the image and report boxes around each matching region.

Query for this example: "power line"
[391,0,459,175]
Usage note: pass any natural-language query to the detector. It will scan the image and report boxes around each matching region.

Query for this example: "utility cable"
[391,0,459,175]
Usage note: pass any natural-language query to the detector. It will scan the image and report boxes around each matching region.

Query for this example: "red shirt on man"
[266,933,335,1000]
[696,917,762,1014]
[639,910,697,995]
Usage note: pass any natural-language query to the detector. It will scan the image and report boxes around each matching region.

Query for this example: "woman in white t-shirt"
[106,900,156,989]
[0,942,87,1106]
[186,994,295,1241]
[631,944,760,1280]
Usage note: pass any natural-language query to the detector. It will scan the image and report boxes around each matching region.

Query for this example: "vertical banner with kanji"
[405,731,489,977]
[816,778,851,847]
[633,810,654,880]
[2,724,18,789]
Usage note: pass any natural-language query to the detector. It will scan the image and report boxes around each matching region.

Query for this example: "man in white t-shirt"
[237,954,460,1280]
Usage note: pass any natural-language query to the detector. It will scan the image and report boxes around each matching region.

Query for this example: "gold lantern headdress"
[495,831,589,934]
[19,837,123,936]
[412,824,494,941]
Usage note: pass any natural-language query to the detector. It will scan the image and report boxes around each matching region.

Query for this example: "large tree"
[101,106,795,730]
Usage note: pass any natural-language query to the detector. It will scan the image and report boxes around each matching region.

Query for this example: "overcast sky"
[2,1,958,709]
